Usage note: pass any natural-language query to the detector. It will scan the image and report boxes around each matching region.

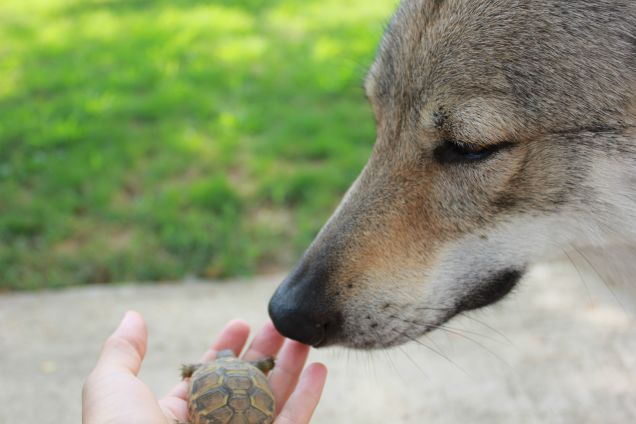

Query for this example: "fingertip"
[282,339,310,358]
[277,339,311,367]
[263,319,281,336]
[241,321,285,361]
[94,311,148,375]
[221,319,251,353]
[119,310,145,330]
[260,320,284,344]
[165,380,189,401]
[302,363,328,388]
[225,318,251,333]
[117,310,147,358]
[306,362,328,377]
[222,320,251,347]
[201,319,252,361]
[250,320,284,347]
[124,309,143,321]
[292,340,310,351]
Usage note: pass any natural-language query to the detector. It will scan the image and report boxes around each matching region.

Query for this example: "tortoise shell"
[182,350,275,424]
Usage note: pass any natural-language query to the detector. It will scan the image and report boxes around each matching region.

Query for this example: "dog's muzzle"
[268,262,342,347]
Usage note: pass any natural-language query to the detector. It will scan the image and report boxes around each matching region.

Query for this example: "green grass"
[0,0,395,290]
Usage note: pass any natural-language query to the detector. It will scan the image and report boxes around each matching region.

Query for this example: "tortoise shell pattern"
[187,358,275,424]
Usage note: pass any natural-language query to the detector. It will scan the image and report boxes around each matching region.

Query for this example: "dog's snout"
[268,295,336,347]
[268,262,341,347]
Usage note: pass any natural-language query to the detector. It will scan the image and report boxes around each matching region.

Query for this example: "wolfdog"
[269,0,636,349]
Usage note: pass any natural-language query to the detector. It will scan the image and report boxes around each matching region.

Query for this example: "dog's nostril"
[268,295,341,347]
[269,309,327,346]
[319,314,343,345]
[268,261,343,347]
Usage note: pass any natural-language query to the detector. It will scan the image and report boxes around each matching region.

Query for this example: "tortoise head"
[216,349,237,359]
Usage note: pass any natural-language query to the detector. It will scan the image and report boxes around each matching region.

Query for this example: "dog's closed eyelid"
[432,140,516,164]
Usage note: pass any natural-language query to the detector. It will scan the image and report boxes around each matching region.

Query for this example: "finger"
[242,321,285,362]
[200,319,251,362]
[160,394,189,423]
[94,311,147,375]
[164,380,189,401]
[275,363,327,424]
[269,340,310,413]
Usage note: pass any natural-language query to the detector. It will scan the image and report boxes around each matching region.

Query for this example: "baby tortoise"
[181,350,276,424]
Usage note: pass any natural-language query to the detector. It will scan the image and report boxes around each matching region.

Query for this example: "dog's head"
[269,0,636,348]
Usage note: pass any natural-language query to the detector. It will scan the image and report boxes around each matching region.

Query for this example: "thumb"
[94,311,148,376]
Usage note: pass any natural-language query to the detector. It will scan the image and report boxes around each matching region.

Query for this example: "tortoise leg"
[180,363,203,379]
[250,357,275,373]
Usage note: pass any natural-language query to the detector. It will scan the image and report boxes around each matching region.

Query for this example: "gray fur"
[269,0,636,349]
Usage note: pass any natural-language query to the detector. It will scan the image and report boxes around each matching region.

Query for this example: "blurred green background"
[0,0,394,290]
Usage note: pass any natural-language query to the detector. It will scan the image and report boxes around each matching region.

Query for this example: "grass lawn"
[0,0,395,289]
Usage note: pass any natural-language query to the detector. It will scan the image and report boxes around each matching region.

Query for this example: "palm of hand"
[82,313,326,424]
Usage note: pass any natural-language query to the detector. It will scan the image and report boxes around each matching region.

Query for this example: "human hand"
[82,311,327,424]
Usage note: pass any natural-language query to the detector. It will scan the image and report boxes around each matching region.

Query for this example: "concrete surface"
[1,261,636,424]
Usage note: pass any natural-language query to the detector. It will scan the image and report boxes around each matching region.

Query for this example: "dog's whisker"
[414,302,513,346]
[423,333,446,357]
[367,324,402,375]
[432,326,511,368]
[386,308,511,367]
[391,329,469,377]
[429,322,509,346]
[456,313,513,346]
[562,247,593,303]
[397,345,428,378]
[573,246,629,316]
[414,306,455,312]
[386,305,508,345]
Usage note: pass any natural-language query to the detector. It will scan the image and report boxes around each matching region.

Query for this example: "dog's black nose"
[268,262,341,347]
[268,294,334,346]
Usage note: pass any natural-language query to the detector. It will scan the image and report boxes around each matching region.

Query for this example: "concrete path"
[1,261,635,424]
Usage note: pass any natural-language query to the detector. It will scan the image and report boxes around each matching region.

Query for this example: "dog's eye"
[433,140,513,164]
